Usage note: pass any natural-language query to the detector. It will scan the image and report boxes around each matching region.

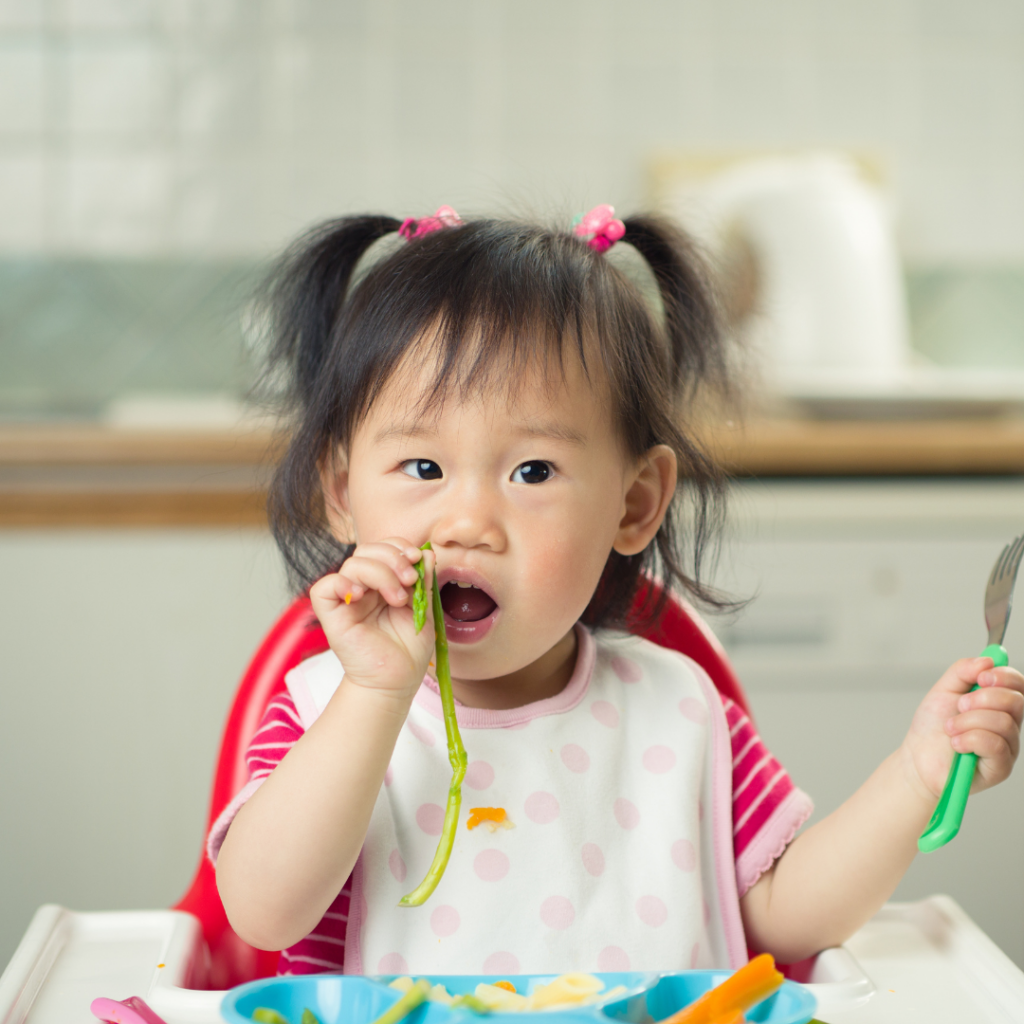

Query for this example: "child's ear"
[320,453,356,544]
[613,444,677,556]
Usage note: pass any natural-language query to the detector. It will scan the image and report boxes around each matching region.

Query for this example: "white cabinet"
[0,529,289,972]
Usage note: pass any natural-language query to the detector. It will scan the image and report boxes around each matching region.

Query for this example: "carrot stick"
[656,954,784,1024]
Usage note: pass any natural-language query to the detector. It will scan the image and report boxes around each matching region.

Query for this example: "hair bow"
[398,205,463,241]
[573,204,626,253]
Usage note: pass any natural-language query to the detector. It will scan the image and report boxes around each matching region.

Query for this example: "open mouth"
[440,580,498,622]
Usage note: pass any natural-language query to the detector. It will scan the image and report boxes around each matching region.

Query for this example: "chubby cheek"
[506,505,617,659]
[522,530,608,614]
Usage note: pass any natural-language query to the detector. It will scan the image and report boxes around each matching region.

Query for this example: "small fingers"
[944,656,999,693]
[976,665,1024,696]
[309,571,358,606]
[952,726,1014,773]
[948,709,1020,759]
[350,539,423,587]
[956,683,1024,727]
[341,555,416,606]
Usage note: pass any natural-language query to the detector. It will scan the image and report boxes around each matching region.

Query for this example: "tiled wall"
[2,0,1024,261]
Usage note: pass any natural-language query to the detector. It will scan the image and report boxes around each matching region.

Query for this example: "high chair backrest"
[174,584,751,988]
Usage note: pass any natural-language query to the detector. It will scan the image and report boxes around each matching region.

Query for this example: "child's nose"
[431,492,506,552]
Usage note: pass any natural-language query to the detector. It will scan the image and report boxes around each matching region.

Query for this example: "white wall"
[2,0,1023,261]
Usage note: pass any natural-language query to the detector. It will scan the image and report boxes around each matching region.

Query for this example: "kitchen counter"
[0,424,284,527]
[2,417,1024,528]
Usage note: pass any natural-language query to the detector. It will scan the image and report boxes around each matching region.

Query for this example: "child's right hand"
[309,538,436,702]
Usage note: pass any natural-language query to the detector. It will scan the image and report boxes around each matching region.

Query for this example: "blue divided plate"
[221,971,816,1024]
[603,972,816,1024]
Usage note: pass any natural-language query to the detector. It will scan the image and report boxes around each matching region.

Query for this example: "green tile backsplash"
[906,267,1024,370]
[2,260,1023,420]
[0,260,264,420]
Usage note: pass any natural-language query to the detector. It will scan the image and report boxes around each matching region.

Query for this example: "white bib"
[285,626,746,976]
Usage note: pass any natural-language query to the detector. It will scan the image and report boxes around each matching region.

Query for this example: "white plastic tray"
[1,896,1021,1024]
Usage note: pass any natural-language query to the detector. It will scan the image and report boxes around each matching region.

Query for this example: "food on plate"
[371,978,433,1024]
[466,807,514,832]
[252,1010,290,1024]
[654,953,784,1024]
[388,973,625,1013]
[399,546,468,907]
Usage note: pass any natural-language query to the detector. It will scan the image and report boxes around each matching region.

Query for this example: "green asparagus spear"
[369,978,432,1024]
[450,994,493,1014]
[301,1010,322,1024]
[413,543,429,634]
[399,563,467,906]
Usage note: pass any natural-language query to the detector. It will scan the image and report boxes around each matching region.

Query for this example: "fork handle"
[918,643,1009,853]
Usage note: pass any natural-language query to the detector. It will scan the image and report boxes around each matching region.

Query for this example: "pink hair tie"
[398,205,462,241]
[573,204,626,253]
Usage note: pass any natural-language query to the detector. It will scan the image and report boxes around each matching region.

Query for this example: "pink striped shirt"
[219,685,810,975]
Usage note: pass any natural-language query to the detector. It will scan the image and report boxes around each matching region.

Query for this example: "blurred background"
[3,0,1024,981]
[2,0,1024,418]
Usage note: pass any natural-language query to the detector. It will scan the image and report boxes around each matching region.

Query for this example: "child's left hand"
[745,654,1024,963]
[901,656,1024,802]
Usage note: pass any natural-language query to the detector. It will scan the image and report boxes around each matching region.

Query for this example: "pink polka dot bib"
[284,625,747,975]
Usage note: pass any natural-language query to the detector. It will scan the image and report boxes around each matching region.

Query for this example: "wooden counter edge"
[703,418,1024,476]
[0,424,288,465]
[0,490,269,528]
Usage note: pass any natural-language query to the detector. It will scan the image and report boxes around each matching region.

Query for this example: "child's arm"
[215,539,435,951]
[740,656,1024,963]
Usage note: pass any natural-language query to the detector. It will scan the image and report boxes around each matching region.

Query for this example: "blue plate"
[603,972,816,1024]
[221,971,816,1024]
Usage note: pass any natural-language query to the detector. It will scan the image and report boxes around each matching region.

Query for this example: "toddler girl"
[213,206,1023,977]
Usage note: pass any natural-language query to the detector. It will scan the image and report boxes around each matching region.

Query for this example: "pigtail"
[260,215,402,409]
[581,215,740,631]
[259,215,401,593]
[620,215,728,397]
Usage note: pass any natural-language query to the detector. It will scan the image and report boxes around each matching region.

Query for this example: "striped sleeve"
[245,692,306,780]
[278,884,352,975]
[206,692,305,864]
[206,690,354,974]
[722,696,814,898]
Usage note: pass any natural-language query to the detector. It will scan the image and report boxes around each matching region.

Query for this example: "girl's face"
[324,347,676,707]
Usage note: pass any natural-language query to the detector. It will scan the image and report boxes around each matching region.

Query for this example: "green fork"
[919,533,1024,852]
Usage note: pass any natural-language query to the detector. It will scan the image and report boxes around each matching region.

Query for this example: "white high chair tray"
[1,895,1022,1024]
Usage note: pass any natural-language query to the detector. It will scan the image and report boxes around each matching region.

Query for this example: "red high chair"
[173,582,752,989]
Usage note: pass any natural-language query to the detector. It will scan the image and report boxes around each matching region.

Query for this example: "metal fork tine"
[992,542,1011,586]
[1008,535,1024,581]
[1002,536,1024,581]
[998,537,1019,581]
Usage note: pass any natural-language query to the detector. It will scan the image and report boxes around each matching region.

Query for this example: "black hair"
[256,211,733,630]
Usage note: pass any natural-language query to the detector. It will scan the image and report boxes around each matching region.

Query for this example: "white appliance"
[663,152,1024,417]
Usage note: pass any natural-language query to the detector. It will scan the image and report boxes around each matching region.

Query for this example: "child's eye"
[401,459,443,480]
[511,460,553,484]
